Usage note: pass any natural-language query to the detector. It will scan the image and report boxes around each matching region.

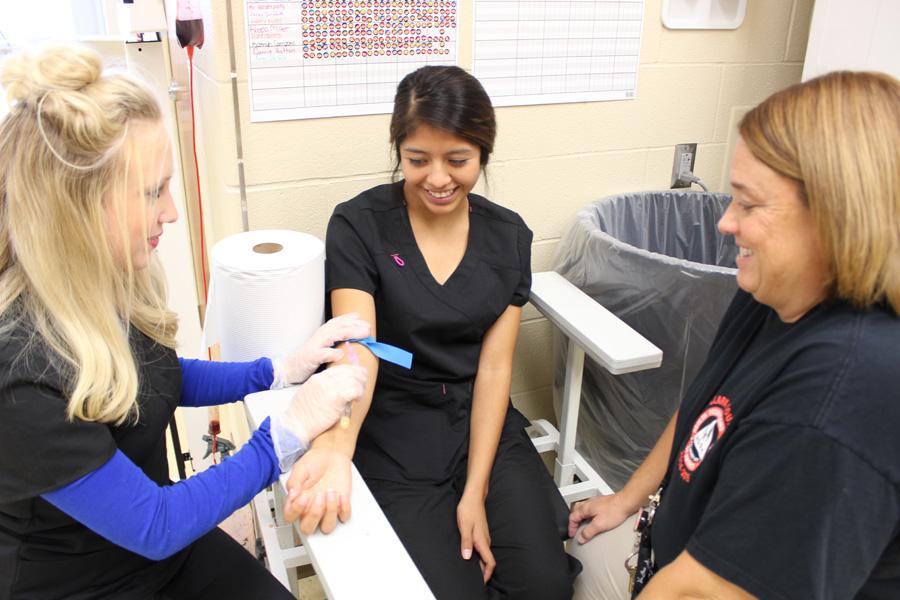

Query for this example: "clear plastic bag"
[552,191,738,489]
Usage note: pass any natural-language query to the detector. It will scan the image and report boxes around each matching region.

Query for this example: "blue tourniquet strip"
[349,336,413,369]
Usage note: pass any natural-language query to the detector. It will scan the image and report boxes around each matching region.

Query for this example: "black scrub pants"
[367,428,581,600]
[157,528,294,600]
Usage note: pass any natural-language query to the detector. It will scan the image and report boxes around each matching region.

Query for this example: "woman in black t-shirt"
[282,66,581,600]
[568,72,900,600]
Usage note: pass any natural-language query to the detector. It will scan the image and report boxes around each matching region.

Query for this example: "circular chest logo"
[678,395,734,483]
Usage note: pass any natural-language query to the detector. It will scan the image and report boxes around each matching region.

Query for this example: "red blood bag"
[175,0,204,48]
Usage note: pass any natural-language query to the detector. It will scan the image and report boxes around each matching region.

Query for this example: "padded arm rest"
[530,271,662,375]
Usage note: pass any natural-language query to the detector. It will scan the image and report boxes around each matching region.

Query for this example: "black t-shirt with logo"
[652,290,900,599]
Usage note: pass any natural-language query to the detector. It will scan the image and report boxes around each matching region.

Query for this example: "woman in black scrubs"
[284,66,580,599]
[0,45,367,600]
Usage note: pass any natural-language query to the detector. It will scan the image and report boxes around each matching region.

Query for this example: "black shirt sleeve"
[510,220,533,307]
[0,369,116,503]
[686,423,898,600]
[325,203,379,297]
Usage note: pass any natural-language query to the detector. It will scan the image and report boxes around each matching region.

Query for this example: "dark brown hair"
[389,66,496,176]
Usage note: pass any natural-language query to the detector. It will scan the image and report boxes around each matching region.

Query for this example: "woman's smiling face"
[400,123,482,218]
[718,139,829,322]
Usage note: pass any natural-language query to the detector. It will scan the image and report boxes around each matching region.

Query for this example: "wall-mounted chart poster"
[473,0,643,107]
[246,0,459,122]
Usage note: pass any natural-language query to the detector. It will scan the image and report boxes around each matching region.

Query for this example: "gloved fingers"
[317,347,344,365]
[294,347,344,371]
[315,313,371,346]
[281,314,362,375]
[281,365,368,444]
[318,364,368,402]
[281,315,370,385]
[348,364,368,398]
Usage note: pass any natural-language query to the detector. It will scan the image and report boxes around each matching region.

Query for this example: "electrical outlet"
[670,143,698,188]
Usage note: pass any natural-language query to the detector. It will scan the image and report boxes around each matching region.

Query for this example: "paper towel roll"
[202,229,325,362]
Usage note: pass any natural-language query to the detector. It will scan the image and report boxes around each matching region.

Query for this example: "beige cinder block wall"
[190,0,814,423]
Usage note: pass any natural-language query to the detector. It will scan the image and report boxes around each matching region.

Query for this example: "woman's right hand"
[279,365,367,447]
[568,492,636,544]
[278,313,371,385]
[284,448,352,534]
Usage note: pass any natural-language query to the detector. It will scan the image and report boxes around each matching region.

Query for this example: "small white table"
[244,388,436,599]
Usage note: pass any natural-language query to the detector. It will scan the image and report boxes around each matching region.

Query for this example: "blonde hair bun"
[2,45,103,107]
[1,44,158,170]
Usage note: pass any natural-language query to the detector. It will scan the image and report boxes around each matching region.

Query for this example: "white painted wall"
[803,0,900,81]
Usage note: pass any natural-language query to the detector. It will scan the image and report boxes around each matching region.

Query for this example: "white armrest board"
[244,388,435,600]
[530,271,662,374]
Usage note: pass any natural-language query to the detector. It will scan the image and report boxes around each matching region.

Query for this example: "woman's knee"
[528,559,577,600]
[492,549,578,600]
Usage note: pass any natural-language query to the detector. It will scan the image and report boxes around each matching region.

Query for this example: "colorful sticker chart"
[245,0,459,122]
[473,0,644,107]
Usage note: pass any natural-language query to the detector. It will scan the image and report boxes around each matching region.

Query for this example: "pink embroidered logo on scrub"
[391,253,405,267]
[678,394,734,483]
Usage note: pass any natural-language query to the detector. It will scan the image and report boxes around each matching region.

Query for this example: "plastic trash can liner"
[551,191,738,490]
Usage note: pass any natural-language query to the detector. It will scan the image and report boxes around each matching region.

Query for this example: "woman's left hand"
[456,492,495,583]
[284,448,353,535]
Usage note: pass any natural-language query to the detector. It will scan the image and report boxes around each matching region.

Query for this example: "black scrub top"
[0,325,186,600]
[326,181,533,484]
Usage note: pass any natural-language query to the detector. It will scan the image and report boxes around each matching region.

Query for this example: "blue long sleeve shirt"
[42,358,283,560]
[178,357,274,406]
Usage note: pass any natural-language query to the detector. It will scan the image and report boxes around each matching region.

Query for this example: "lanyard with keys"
[626,487,661,597]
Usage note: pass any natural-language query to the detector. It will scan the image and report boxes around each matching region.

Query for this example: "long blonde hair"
[739,71,900,315]
[0,45,178,424]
